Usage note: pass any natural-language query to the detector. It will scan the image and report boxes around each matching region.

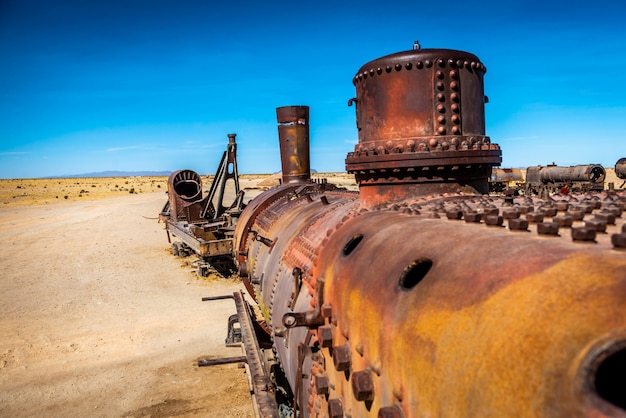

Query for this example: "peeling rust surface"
[226,45,626,417]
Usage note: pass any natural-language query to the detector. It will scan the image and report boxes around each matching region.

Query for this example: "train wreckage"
[160,45,626,417]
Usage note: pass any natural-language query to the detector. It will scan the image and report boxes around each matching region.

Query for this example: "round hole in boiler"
[342,234,364,256]
[594,346,626,411]
[399,258,433,290]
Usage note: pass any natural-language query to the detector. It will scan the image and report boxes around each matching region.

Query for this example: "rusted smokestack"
[276,106,311,184]
[346,48,502,208]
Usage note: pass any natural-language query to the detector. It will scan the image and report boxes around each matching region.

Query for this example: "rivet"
[314,374,330,395]
[611,233,626,248]
[395,63,402,71]
[451,103,459,112]
[351,370,375,402]
[451,114,460,124]
[436,70,444,79]
[446,209,463,220]
[436,82,445,91]
[356,342,364,356]
[450,92,459,102]
[526,212,544,223]
[508,218,529,231]
[553,214,574,227]
[567,210,585,221]
[386,65,392,73]
[318,325,333,347]
[537,222,559,236]
[378,405,405,418]
[594,212,616,225]
[449,70,458,79]
[502,207,520,219]
[437,58,445,67]
[471,61,477,69]
[463,60,470,68]
[436,104,446,113]
[571,227,596,242]
[328,399,344,418]
[556,201,569,211]
[437,126,446,135]
[456,59,463,67]
[450,81,458,90]
[377,67,383,75]
[585,219,607,232]
[425,60,432,68]
[451,126,460,134]
[371,358,382,376]
[416,61,423,69]
[437,115,445,123]
[405,62,412,70]
[437,93,445,102]
[333,344,351,371]
[484,214,503,226]
[464,212,482,223]
[448,58,456,67]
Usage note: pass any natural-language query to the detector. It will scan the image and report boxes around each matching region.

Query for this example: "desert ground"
[0,168,619,417]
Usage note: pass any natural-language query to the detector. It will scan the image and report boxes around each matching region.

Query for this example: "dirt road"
[0,191,253,417]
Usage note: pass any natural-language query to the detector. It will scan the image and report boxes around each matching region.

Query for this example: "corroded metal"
[160,134,245,276]
[225,46,626,417]
[277,106,311,185]
[616,158,626,182]
[345,48,501,207]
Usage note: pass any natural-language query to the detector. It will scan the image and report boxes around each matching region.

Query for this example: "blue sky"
[1,0,625,179]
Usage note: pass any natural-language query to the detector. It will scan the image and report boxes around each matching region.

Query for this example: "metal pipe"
[276,106,311,184]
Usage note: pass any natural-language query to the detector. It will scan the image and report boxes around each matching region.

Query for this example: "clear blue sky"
[1,0,625,179]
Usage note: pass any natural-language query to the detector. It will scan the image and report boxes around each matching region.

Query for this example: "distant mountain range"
[49,171,172,178]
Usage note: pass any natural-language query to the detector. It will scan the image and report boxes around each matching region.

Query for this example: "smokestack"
[276,106,311,184]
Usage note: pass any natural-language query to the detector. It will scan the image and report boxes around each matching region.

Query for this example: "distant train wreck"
[159,134,244,276]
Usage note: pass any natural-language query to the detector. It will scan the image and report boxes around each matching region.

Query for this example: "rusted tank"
[616,158,626,180]
[214,46,626,418]
[525,164,606,194]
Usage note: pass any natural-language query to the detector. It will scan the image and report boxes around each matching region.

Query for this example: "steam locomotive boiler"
[524,164,607,195]
[214,47,626,418]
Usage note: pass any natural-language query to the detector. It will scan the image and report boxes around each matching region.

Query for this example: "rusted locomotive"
[160,134,245,276]
[524,164,607,195]
[616,158,626,188]
[206,46,626,417]
[489,167,524,193]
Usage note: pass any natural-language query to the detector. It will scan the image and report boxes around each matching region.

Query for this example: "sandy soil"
[0,187,257,417]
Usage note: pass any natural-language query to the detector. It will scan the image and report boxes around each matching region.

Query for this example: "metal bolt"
[352,370,375,402]
[526,212,544,223]
[333,344,351,372]
[585,218,607,232]
[611,233,626,248]
[484,214,503,226]
[378,405,405,418]
[314,374,330,395]
[318,325,333,348]
[571,227,596,242]
[508,218,529,231]
[537,222,559,236]
[284,315,297,327]
[328,398,344,418]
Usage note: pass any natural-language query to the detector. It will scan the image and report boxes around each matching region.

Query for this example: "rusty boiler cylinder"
[346,49,502,206]
[233,48,626,418]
